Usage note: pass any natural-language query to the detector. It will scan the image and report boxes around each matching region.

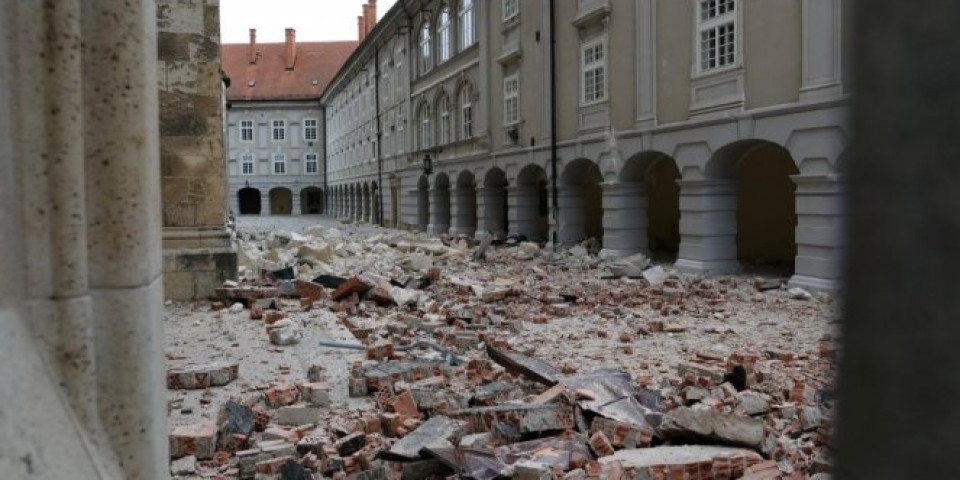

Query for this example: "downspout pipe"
[322,104,329,214]
[375,48,384,227]
[550,0,559,247]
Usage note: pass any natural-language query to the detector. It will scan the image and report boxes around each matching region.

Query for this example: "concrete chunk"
[660,406,765,449]
[386,416,469,461]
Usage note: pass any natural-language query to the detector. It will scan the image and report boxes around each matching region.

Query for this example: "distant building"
[322,0,849,292]
[222,28,358,215]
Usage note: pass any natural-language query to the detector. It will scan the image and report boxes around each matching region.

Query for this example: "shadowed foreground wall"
[837,0,960,478]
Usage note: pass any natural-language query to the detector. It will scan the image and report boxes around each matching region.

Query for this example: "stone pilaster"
[508,185,545,242]
[557,185,586,246]
[428,187,451,235]
[450,186,477,237]
[788,174,846,292]
[599,181,649,259]
[674,179,742,274]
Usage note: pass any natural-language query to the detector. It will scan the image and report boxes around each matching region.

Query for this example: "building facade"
[322,0,849,292]
[222,29,358,216]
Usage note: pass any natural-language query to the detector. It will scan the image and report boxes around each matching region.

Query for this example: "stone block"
[167,361,238,389]
[170,422,217,460]
[660,406,765,449]
[386,416,469,461]
[274,406,322,426]
[301,382,332,407]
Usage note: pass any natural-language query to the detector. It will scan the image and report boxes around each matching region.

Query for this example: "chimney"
[284,28,296,70]
[249,28,257,64]
[362,4,371,37]
[358,15,366,42]
[367,0,378,35]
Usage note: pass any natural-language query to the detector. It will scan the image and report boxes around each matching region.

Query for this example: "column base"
[162,227,237,301]
[427,224,450,236]
[787,274,841,294]
[674,258,742,275]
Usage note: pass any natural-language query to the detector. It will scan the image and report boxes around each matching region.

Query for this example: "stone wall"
[157,0,237,300]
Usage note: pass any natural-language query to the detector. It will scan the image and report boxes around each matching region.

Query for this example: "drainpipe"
[322,104,329,214]
[550,0,559,246]
[375,48,384,227]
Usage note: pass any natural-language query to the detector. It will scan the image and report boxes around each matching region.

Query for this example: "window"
[419,104,432,150]
[419,24,432,74]
[459,0,475,49]
[460,85,473,139]
[273,153,286,174]
[305,153,318,174]
[698,0,736,72]
[503,74,519,125]
[240,120,254,142]
[438,96,451,145]
[581,39,607,104]
[241,153,254,175]
[303,119,318,141]
[272,120,286,141]
[437,8,452,63]
[503,0,519,21]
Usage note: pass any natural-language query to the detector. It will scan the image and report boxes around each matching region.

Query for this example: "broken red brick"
[331,277,372,302]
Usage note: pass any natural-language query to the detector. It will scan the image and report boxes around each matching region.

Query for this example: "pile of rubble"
[164,223,837,479]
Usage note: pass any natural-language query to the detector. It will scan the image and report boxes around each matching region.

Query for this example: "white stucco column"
[675,179,741,273]
[428,187,451,235]
[292,189,302,216]
[450,186,477,237]
[599,181,649,259]
[557,185,586,246]
[477,186,508,239]
[259,191,268,215]
[508,185,543,241]
[788,174,846,292]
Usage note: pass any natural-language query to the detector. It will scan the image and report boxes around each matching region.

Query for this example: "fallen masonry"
[164,219,839,479]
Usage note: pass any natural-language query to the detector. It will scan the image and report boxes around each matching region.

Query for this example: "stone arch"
[706,140,801,271]
[300,186,323,214]
[482,167,509,239]
[513,164,549,242]
[614,151,682,258]
[417,175,430,231]
[429,172,451,235]
[451,170,477,237]
[269,187,293,215]
[559,158,603,246]
[238,187,261,215]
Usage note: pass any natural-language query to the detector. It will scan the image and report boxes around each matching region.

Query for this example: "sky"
[221,0,399,44]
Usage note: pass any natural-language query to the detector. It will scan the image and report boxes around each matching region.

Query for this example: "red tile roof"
[222,41,358,101]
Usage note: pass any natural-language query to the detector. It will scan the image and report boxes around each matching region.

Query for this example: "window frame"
[272,153,287,175]
[438,95,451,145]
[437,8,452,63]
[580,37,608,105]
[460,84,474,140]
[271,119,286,142]
[419,23,432,75]
[304,153,319,174]
[241,153,255,175]
[303,118,318,142]
[240,119,254,143]
[696,0,738,75]
[418,103,432,151]
[502,0,519,22]
[459,0,475,49]
[503,73,520,126]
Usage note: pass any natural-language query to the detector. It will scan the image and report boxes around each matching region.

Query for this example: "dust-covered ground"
[164,215,839,479]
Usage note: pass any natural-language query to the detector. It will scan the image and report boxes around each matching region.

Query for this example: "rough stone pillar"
[428,187,451,235]
[788,174,846,292]
[0,1,167,478]
[508,186,543,241]
[557,185,586,246]
[599,181,649,259]
[450,186,477,237]
[674,179,741,273]
[157,0,237,300]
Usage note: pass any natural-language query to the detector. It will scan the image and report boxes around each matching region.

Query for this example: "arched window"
[459,0,475,49]
[437,8,452,63]
[438,95,451,145]
[418,103,432,150]
[459,84,474,140]
[419,23,432,74]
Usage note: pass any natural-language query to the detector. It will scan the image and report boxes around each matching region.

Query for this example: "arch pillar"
[259,190,268,216]
[406,188,426,231]
[599,181,649,259]
[788,174,846,292]
[371,187,381,225]
[508,185,543,241]
[477,187,508,239]
[674,179,741,273]
[362,189,371,223]
[292,188,302,216]
[450,185,477,237]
